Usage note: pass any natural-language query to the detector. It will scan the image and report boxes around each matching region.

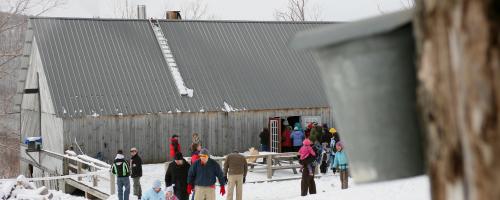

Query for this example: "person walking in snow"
[112,150,131,200]
[142,180,166,200]
[130,147,143,199]
[329,128,340,174]
[187,149,226,200]
[332,141,349,189]
[290,127,305,152]
[224,151,248,200]
[299,139,317,196]
[165,152,190,200]
[169,134,182,161]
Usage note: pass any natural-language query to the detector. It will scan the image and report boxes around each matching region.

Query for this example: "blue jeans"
[261,144,269,152]
[117,176,130,200]
[329,154,335,169]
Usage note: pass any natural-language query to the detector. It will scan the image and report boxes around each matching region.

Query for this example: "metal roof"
[30,18,331,118]
[290,9,413,49]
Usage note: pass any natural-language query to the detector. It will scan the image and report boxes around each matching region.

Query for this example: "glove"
[220,185,226,196]
[243,176,246,183]
[187,184,193,195]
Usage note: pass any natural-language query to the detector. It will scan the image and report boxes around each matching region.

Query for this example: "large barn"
[18,17,333,178]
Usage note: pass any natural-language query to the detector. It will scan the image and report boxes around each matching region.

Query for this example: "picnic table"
[208,152,300,179]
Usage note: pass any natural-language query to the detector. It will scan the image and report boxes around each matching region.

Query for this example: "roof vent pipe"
[166,11,182,20]
[137,5,147,19]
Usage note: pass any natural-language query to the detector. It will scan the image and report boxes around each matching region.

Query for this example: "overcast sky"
[34,0,410,21]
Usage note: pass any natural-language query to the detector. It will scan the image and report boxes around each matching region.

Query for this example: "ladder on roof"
[149,19,194,97]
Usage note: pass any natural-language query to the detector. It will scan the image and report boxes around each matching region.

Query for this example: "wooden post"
[77,162,82,181]
[266,155,272,179]
[110,172,116,195]
[92,167,98,187]
[63,158,69,175]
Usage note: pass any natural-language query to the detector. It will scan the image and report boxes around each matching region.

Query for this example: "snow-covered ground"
[109,163,431,200]
[2,162,430,200]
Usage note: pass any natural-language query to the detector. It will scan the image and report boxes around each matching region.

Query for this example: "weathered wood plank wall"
[61,108,332,163]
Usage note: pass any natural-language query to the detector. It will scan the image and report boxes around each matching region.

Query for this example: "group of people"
[260,122,350,196]
[111,133,248,200]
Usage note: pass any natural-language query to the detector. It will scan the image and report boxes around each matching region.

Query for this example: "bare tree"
[180,0,215,20]
[112,0,135,19]
[274,0,322,21]
[376,0,414,14]
[0,0,64,178]
[415,0,500,199]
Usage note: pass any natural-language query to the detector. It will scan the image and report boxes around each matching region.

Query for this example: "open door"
[269,117,282,153]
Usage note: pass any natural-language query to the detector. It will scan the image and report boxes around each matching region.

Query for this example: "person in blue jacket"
[332,141,349,189]
[290,127,305,152]
[142,180,166,200]
[187,148,226,200]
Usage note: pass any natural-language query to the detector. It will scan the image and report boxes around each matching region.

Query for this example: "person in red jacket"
[170,134,182,161]
[281,126,292,152]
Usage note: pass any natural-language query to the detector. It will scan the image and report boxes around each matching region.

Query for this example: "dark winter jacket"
[320,131,332,145]
[130,154,143,178]
[165,159,190,200]
[188,159,225,187]
[259,129,270,146]
[112,158,130,177]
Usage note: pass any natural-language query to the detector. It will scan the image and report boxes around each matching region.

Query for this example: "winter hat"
[294,127,298,131]
[153,180,162,189]
[336,141,344,149]
[200,148,209,156]
[329,128,337,134]
[302,139,312,146]
[174,152,184,160]
[115,154,125,160]
[166,185,174,193]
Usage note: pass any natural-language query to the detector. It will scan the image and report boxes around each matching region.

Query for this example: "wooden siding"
[62,108,332,163]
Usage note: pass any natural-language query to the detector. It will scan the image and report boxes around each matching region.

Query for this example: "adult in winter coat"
[309,125,323,143]
[224,151,248,200]
[169,135,182,161]
[142,180,166,200]
[281,126,292,152]
[320,124,332,145]
[187,149,226,200]
[130,147,143,199]
[165,152,190,200]
[290,127,305,152]
[259,128,270,152]
[112,150,130,200]
[332,141,349,189]
[299,141,317,196]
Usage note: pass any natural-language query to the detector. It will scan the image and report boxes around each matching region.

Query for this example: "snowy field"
[2,163,430,200]
[111,163,431,200]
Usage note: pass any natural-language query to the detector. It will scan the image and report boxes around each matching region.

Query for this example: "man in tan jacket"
[223,151,248,200]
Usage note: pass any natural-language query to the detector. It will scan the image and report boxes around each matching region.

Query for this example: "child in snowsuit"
[298,139,316,176]
[332,141,349,189]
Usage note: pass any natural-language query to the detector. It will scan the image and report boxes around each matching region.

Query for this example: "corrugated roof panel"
[30,18,331,118]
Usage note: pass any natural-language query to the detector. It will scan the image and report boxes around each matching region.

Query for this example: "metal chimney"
[137,5,147,19]
[166,11,182,20]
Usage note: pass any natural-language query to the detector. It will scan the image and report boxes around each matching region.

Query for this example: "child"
[332,141,349,189]
[298,139,316,176]
[319,142,329,174]
[165,185,179,200]
[190,143,201,165]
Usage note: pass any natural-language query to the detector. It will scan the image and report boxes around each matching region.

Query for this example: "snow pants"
[300,167,316,196]
[340,170,348,189]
